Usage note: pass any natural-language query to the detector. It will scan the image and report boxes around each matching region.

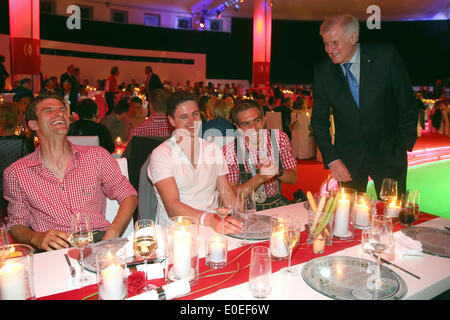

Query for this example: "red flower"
[127,270,146,297]
[376,201,386,215]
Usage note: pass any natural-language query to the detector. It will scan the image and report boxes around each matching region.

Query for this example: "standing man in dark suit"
[144,66,163,100]
[310,14,418,198]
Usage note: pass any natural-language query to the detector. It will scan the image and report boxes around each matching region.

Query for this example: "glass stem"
[144,259,148,289]
[376,252,381,287]
[80,249,85,282]
[222,217,225,235]
[288,249,292,271]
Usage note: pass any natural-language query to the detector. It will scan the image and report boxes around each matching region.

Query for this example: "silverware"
[373,253,420,280]
[444,226,450,232]
[64,253,76,278]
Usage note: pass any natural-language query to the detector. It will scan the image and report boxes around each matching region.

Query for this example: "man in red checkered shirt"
[128,89,173,140]
[223,100,298,210]
[3,93,138,251]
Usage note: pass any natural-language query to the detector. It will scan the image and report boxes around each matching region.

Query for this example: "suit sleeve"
[310,64,339,167]
[388,47,418,152]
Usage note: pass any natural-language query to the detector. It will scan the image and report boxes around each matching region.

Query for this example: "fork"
[64,253,76,278]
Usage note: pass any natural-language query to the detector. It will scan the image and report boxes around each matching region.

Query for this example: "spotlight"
[199,17,205,28]
[234,4,239,11]
[269,1,274,7]
[216,10,222,19]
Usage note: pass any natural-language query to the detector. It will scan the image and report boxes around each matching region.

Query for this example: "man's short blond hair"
[320,14,359,38]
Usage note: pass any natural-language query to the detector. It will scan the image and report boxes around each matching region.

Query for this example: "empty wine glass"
[235,187,256,246]
[367,215,394,291]
[283,218,301,276]
[406,189,420,220]
[68,212,93,286]
[133,219,158,292]
[215,189,233,235]
[379,178,398,205]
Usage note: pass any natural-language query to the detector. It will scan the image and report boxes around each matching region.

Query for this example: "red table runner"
[38,212,437,300]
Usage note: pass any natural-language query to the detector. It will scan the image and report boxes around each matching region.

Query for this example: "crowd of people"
[0,13,449,253]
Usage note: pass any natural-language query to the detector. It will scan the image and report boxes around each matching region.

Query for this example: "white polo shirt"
[148,135,229,227]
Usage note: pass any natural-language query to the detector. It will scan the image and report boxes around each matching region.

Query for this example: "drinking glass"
[361,227,374,256]
[283,219,301,276]
[367,215,394,291]
[235,187,256,246]
[0,218,8,246]
[379,178,398,204]
[248,246,272,299]
[68,212,93,286]
[215,189,233,235]
[406,189,420,220]
[133,219,158,291]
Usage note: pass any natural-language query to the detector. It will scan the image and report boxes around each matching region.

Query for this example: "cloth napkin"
[394,232,423,258]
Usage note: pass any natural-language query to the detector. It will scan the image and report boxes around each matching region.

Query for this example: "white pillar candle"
[0,261,26,300]
[334,196,350,237]
[100,263,125,300]
[208,239,226,263]
[386,200,400,218]
[270,231,288,258]
[173,228,192,279]
[355,203,370,227]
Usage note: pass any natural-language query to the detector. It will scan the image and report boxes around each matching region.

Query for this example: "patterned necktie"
[344,63,359,108]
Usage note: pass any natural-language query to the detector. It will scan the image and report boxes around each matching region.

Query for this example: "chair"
[137,156,158,221]
[206,135,235,148]
[265,111,283,130]
[66,136,99,146]
[104,157,134,238]
[0,136,35,218]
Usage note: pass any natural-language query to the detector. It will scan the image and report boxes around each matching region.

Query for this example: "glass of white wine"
[216,189,233,235]
[133,219,158,291]
[68,212,93,286]
[283,219,301,276]
[379,178,398,205]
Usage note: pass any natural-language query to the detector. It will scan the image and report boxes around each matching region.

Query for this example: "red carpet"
[282,129,450,200]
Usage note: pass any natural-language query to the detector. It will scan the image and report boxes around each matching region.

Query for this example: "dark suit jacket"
[68,120,116,153]
[145,73,163,97]
[310,43,418,176]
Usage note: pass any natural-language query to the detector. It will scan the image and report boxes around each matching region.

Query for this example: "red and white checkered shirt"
[222,129,297,198]
[129,114,174,139]
[3,143,137,233]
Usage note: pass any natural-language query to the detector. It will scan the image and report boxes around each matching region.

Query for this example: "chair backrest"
[265,112,283,130]
[105,157,134,238]
[138,156,158,221]
[205,135,235,148]
[67,136,99,146]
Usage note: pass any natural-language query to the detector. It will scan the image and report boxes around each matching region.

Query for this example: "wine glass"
[133,219,158,291]
[367,215,394,291]
[406,189,420,220]
[68,212,93,286]
[235,187,257,246]
[215,189,233,235]
[379,178,398,205]
[283,219,301,276]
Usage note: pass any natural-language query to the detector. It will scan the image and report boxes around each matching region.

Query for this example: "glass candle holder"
[0,244,35,300]
[269,214,292,260]
[353,192,373,229]
[333,188,357,240]
[385,198,401,218]
[205,235,227,269]
[165,216,199,286]
[96,245,128,300]
[307,192,337,246]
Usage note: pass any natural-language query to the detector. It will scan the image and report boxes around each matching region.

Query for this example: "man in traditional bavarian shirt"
[223,100,298,211]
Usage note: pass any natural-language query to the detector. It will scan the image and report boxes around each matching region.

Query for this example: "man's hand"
[329,159,352,182]
[207,213,243,234]
[32,230,70,251]
[258,160,278,182]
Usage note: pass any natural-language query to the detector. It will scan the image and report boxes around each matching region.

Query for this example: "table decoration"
[353,192,372,229]
[96,244,127,300]
[269,214,291,260]
[333,188,357,240]
[306,191,338,249]
[165,216,199,286]
[0,244,35,300]
[206,235,227,269]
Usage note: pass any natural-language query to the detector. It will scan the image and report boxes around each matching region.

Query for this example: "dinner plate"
[401,226,450,258]
[301,255,407,300]
[226,214,271,241]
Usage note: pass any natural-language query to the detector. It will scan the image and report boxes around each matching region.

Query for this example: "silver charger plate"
[301,256,408,300]
[401,226,450,258]
[226,214,271,241]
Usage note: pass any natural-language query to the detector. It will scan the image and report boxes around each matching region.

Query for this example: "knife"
[64,253,76,278]
[373,253,420,280]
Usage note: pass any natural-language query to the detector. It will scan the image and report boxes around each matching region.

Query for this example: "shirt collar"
[342,43,360,66]
[27,140,80,168]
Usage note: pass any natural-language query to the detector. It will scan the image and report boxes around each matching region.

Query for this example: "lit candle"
[115,136,122,146]
[208,237,226,263]
[173,224,192,279]
[100,261,125,300]
[334,190,350,237]
[270,230,288,258]
[0,261,26,300]
[386,199,400,218]
[355,201,370,227]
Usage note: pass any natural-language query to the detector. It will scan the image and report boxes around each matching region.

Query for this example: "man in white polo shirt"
[148,91,242,234]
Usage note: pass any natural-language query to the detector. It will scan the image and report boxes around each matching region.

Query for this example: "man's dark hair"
[114,98,129,115]
[145,66,153,73]
[25,92,66,124]
[167,91,197,118]
[149,89,168,114]
[111,66,119,76]
[230,99,263,125]
[13,89,33,102]
[20,78,31,86]
[130,96,142,105]
[77,98,98,120]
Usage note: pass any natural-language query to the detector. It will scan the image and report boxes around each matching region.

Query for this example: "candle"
[386,199,400,218]
[270,231,288,258]
[0,261,26,300]
[173,226,192,279]
[334,190,350,237]
[208,238,226,263]
[115,136,122,146]
[100,262,125,300]
[355,202,370,227]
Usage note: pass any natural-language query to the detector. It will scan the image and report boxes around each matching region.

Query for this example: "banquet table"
[33,203,450,300]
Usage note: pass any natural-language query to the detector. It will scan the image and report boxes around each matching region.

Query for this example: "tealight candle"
[334,190,350,237]
[386,199,400,218]
[270,230,288,258]
[115,136,123,146]
[0,260,26,300]
[100,262,125,300]
[208,238,226,263]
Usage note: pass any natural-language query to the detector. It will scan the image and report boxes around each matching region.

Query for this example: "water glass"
[248,246,272,299]
[406,189,420,220]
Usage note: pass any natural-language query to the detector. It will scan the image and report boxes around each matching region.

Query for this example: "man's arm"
[9,226,70,251]
[103,195,138,240]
